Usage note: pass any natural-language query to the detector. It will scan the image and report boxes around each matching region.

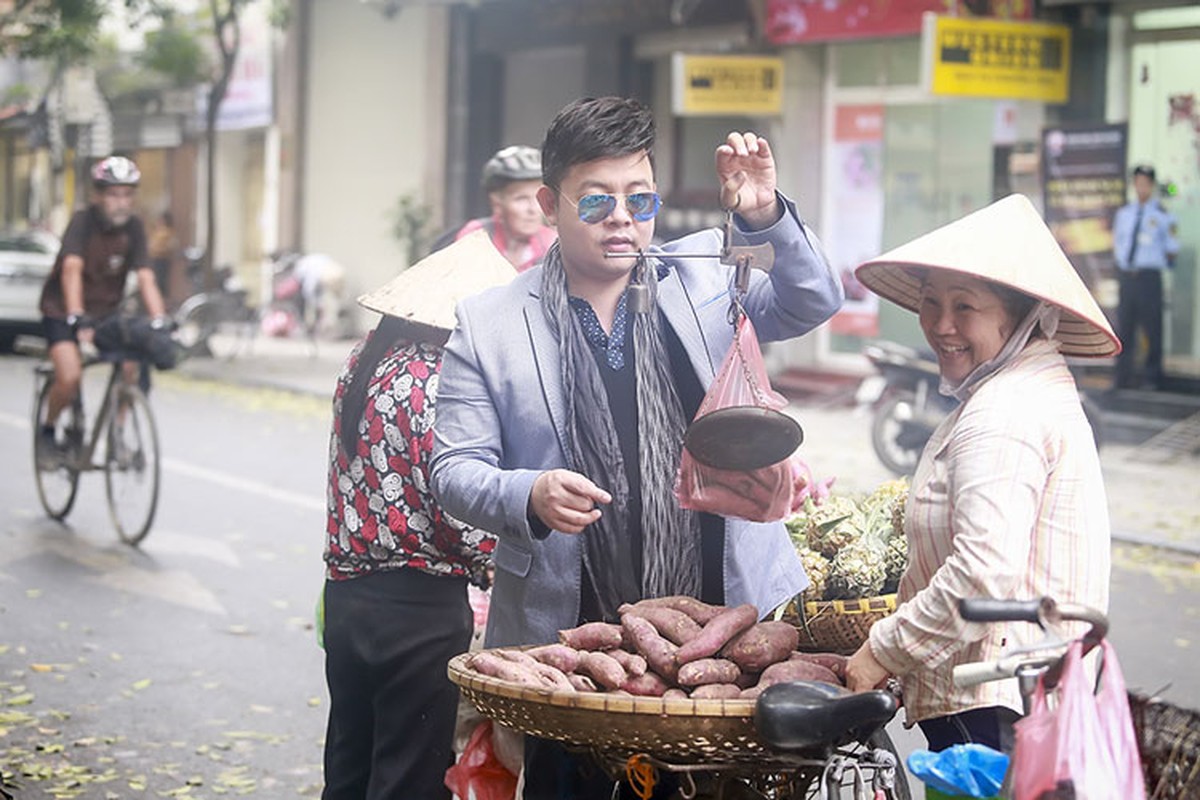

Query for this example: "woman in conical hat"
[845,195,1117,754]
[322,231,517,798]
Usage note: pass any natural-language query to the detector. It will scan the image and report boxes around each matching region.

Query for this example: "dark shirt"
[570,287,725,623]
[39,206,149,319]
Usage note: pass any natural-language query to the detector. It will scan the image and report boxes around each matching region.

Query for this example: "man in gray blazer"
[431,95,842,798]
[432,95,841,644]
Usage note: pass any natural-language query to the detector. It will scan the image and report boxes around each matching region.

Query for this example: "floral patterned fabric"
[324,338,495,587]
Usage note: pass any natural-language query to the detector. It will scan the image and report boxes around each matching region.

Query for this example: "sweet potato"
[690,683,743,700]
[568,673,598,693]
[634,596,722,625]
[620,613,679,682]
[739,658,841,698]
[619,604,703,646]
[468,651,547,688]
[620,671,671,697]
[577,650,627,691]
[526,644,581,674]
[494,650,575,692]
[662,687,689,700]
[789,651,849,682]
[558,621,623,651]
[675,603,758,666]
[721,621,800,672]
[607,649,648,678]
[677,658,741,687]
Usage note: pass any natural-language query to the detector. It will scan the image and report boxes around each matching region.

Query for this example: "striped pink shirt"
[868,339,1111,724]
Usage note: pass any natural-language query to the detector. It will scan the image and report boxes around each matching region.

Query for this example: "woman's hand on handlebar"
[846,641,892,693]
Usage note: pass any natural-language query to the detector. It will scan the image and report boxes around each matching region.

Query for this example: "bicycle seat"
[754,681,899,752]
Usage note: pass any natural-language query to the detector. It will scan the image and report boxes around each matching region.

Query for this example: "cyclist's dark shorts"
[42,317,77,346]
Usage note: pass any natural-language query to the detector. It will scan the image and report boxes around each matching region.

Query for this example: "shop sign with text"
[671,54,784,116]
[921,14,1070,103]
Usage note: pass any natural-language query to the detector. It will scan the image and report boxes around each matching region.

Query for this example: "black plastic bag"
[92,315,179,370]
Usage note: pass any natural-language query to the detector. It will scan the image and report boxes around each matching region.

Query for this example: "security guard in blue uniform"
[1111,164,1180,390]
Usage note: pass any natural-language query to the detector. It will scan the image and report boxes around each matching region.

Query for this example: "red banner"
[766,0,1032,44]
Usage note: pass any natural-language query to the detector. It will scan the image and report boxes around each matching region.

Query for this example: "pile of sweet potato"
[463,596,848,699]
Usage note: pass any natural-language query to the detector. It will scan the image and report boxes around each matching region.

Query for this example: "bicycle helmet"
[481,145,542,192]
[92,156,141,188]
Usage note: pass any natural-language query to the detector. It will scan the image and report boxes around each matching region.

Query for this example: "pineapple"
[797,545,831,602]
[890,496,906,541]
[804,495,862,557]
[882,535,908,594]
[826,538,888,600]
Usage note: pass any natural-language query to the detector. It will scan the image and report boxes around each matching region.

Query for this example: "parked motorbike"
[859,340,1105,475]
[858,341,955,475]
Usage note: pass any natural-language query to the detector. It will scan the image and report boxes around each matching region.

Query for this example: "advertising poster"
[766,0,1032,44]
[1041,123,1128,287]
[829,105,884,338]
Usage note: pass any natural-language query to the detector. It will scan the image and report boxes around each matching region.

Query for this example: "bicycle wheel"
[104,383,160,545]
[33,376,82,520]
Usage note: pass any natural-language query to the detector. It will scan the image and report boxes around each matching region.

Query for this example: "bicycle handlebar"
[958,597,1109,643]
[959,598,1042,624]
[953,597,1109,691]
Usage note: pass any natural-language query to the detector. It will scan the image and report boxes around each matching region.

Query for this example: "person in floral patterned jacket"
[321,232,516,800]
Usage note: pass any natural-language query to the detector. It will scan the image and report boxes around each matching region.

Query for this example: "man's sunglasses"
[563,191,661,224]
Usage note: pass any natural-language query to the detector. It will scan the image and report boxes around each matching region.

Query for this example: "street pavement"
[178,331,1200,556]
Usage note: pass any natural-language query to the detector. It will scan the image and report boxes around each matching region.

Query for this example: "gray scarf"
[940,302,1062,401]
[540,243,701,620]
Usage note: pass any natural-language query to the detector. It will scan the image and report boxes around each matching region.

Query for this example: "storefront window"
[826,97,994,354]
[1129,36,1199,370]
[834,39,921,88]
[671,115,758,204]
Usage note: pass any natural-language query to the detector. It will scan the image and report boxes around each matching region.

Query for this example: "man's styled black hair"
[1132,164,1156,181]
[540,96,655,191]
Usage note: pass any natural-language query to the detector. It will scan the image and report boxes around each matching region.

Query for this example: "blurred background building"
[0,0,1197,384]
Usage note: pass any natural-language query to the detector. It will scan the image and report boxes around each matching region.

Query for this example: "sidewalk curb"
[1111,531,1200,559]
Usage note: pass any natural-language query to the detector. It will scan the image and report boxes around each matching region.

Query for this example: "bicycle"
[173,259,259,360]
[950,598,1114,799]
[32,347,162,546]
[599,684,912,799]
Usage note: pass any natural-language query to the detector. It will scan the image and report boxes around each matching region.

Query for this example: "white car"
[0,229,59,351]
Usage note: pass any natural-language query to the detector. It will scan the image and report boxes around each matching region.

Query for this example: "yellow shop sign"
[672,54,785,116]
[921,14,1071,103]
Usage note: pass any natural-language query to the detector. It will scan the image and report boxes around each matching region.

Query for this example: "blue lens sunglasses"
[563,191,661,224]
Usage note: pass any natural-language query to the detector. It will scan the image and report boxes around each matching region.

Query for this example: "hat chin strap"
[940,302,1061,402]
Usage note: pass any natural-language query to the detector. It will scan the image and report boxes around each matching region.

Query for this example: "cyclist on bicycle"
[430,145,557,271]
[37,155,169,466]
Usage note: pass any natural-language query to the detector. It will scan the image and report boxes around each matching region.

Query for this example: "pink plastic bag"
[444,719,518,800]
[1011,639,1145,800]
[675,315,795,522]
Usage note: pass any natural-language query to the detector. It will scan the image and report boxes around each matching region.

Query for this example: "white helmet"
[91,156,141,188]
[482,145,541,192]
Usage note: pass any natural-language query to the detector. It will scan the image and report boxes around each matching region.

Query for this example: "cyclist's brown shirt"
[39,206,149,319]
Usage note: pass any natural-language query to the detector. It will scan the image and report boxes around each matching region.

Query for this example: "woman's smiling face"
[917,270,1019,385]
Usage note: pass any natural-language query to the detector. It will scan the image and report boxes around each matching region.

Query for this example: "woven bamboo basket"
[779,594,898,655]
[1129,691,1200,798]
[448,652,775,765]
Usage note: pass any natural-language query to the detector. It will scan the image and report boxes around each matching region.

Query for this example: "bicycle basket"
[1129,691,1200,799]
[449,651,772,765]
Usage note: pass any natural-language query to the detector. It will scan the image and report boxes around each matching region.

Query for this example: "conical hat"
[854,194,1120,358]
[357,229,517,335]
